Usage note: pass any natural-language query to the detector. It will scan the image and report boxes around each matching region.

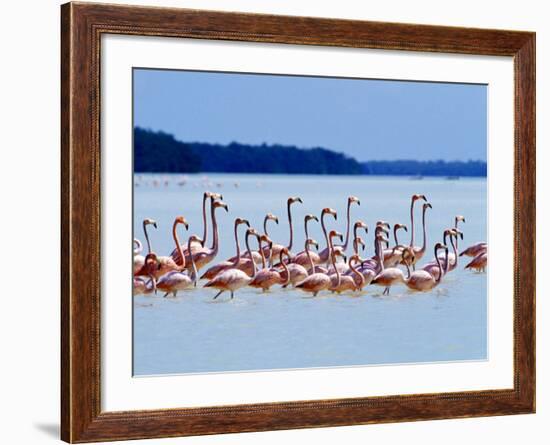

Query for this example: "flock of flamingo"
[133,192,488,300]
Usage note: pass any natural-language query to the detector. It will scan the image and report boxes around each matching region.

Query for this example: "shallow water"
[133,173,487,375]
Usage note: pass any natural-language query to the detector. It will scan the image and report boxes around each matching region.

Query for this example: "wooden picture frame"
[61,2,535,442]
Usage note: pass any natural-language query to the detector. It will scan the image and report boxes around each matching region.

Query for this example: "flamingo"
[295,239,332,296]
[460,242,487,258]
[282,241,313,288]
[152,216,191,278]
[204,228,259,300]
[200,218,251,280]
[338,196,361,252]
[382,223,408,267]
[169,192,222,263]
[157,235,202,297]
[372,232,408,295]
[405,194,427,268]
[184,200,229,271]
[318,208,343,265]
[260,213,279,260]
[403,243,448,291]
[250,238,290,291]
[348,254,367,290]
[356,233,388,287]
[328,231,360,293]
[289,214,321,269]
[133,238,145,275]
[133,253,159,296]
[465,251,487,272]
[455,215,466,229]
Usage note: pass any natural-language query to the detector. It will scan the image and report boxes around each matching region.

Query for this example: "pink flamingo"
[403,243,448,291]
[200,218,252,280]
[170,192,222,263]
[282,241,315,288]
[289,214,321,269]
[250,238,290,291]
[204,228,259,300]
[465,250,487,272]
[184,200,229,271]
[382,223,408,267]
[295,239,332,296]
[405,194,427,268]
[460,242,487,258]
[328,231,361,293]
[410,202,432,266]
[338,196,361,252]
[133,253,159,296]
[318,208,343,265]
[372,232,408,295]
[133,238,145,275]
[157,235,202,297]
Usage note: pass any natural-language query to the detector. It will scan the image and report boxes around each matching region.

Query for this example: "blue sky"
[133,69,487,162]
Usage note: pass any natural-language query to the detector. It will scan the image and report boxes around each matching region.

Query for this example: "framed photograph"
[61,2,535,442]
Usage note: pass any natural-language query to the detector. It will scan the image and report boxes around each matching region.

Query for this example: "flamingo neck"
[343,202,352,250]
[263,217,269,236]
[450,235,458,268]
[435,247,444,283]
[329,236,340,287]
[259,239,267,269]
[304,219,311,240]
[188,238,198,283]
[377,239,385,273]
[233,222,241,265]
[134,239,142,256]
[279,251,290,285]
[210,204,220,254]
[287,202,294,250]
[173,222,185,270]
[245,234,257,278]
[201,195,208,247]
[143,222,153,254]
[321,213,330,252]
[394,227,400,246]
[305,243,314,275]
[350,258,364,288]
[420,207,428,253]
[409,200,415,247]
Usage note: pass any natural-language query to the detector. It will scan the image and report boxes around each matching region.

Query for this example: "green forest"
[134,127,487,177]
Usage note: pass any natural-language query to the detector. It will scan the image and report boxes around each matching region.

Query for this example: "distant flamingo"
[204,228,259,300]
[200,218,251,280]
[404,243,448,291]
[455,215,466,229]
[339,196,361,252]
[157,235,202,297]
[295,239,332,296]
[328,231,360,293]
[465,250,487,272]
[263,213,279,237]
[356,233,388,287]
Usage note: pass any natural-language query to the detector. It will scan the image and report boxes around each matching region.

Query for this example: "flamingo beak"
[243,219,250,227]
[274,217,279,224]
[152,221,158,229]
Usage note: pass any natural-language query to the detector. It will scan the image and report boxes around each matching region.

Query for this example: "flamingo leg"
[162,292,169,298]
[213,290,224,300]
[383,287,390,295]
[230,291,235,299]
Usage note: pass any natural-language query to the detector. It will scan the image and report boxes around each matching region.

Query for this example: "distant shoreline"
[134,127,487,178]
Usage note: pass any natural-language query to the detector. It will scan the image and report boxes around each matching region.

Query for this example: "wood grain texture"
[60,2,536,442]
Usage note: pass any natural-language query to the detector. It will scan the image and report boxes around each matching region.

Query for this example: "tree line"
[134,127,486,177]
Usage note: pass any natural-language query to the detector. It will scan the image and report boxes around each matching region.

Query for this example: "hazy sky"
[133,68,487,162]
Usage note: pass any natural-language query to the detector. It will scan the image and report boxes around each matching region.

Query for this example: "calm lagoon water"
[133,173,487,376]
